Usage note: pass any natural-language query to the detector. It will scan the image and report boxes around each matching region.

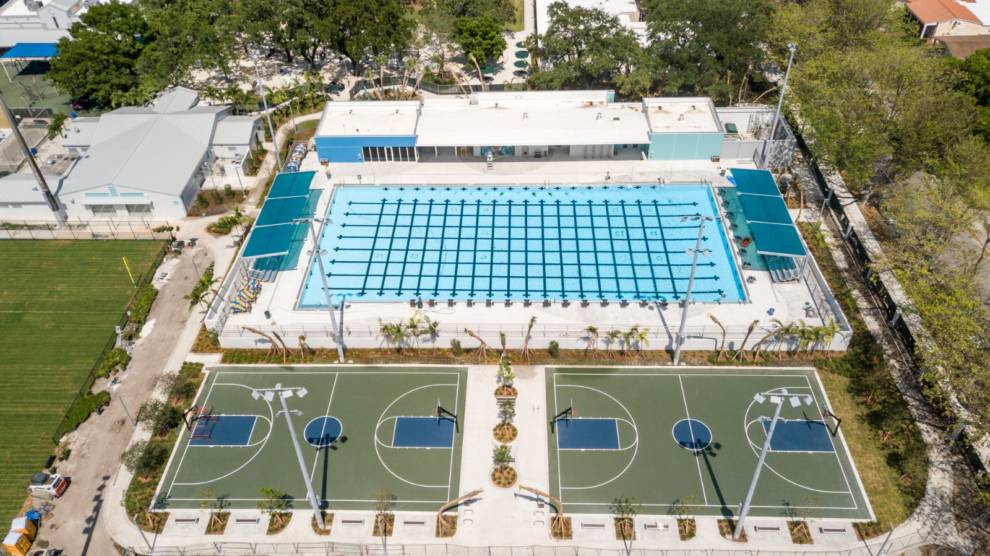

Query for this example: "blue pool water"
[298,185,745,305]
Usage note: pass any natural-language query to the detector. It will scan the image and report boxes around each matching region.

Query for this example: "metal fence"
[0,219,177,240]
[116,529,929,556]
[50,243,168,441]
[349,77,527,99]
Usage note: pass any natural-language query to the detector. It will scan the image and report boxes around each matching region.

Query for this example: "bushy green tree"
[529,2,648,97]
[48,2,155,107]
[429,0,515,24]
[454,16,506,65]
[642,0,773,103]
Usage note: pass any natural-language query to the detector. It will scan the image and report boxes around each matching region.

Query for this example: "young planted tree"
[464,328,492,361]
[257,487,292,534]
[521,316,537,362]
[583,325,599,356]
[709,314,727,361]
[610,496,641,555]
[373,489,397,549]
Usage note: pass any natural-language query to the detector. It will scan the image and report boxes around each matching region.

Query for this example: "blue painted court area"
[557,418,620,450]
[298,185,745,305]
[763,419,835,453]
[391,416,455,448]
[671,418,713,451]
[190,415,257,446]
[304,416,343,447]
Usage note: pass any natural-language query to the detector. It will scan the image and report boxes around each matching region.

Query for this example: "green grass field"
[0,240,163,524]
[157,365,467,511]
[547,367,873,520]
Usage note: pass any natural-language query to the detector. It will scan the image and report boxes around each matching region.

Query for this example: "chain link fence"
[115,528,929,556]
[0,219,177,240]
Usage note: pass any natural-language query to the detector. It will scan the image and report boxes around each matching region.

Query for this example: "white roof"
[536,0,648,43]
[212,115,258,145]
[61,89,227,196]
[63,116,99,147]
[0,172,57,203]
[0,28,68,48]
[643,97,722,133]
[317,101,419,137]
[416,93,649,147]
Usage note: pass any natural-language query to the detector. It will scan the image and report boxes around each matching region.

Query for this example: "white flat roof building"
[316,101,420,137]
[643,97,722,134]
[416,93,649,147]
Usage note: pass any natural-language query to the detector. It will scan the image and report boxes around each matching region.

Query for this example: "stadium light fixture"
[251,50,281,169]
[296,217,346,363]
[760,43,797,167]
[734,389,811,539]
[253,384,326,530]
[672,215,714,366]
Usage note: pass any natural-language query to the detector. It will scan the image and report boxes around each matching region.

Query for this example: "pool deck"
[218,154,850,352]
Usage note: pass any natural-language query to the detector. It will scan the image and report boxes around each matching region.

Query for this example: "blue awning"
[242,171,318,264]
[738,193,792,224]
[256,195,309,227]
[2,43,58,60]
[748,222,807,257]
[729,168,780,196]
[269,170,316,199]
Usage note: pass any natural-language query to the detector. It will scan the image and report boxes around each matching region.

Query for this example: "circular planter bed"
[495,385,518,398]
[493,422,518,443]
[491,465,518,488]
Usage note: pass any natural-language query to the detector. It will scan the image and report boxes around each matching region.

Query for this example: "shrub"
[196,193,209,208]
[548,340,560,358]
[59,390,110,435]
[137,399,183,436]
[47,113,68,139]
[223,183,236,199]
[450,339,463,355]
[122,439,170,477]
[492,444,514,465]
[95,348,131,378]
[129,284,158,325]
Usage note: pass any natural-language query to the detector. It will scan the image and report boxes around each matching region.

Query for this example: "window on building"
[87,204,118,215]
[125,204,153,215]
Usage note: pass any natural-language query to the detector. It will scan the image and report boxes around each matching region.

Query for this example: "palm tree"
[709,314,727,361]
[733,320,760,361]
[816,319,840,352]
[464,328,491,361]
[634,326,650,357]
[752,319,790,360]
[604,330,622,358]
[583,326,600,357]
[521,316,537,362]
[378,320,406,352]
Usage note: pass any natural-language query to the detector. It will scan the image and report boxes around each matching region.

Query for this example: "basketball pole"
[297,217,346,362]
[734,396,783,540]
[254,385,326,530]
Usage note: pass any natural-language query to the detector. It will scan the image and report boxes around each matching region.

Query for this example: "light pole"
[760,43,797,168]
[672,215,713,366]
[734,390,813,539]
[296,217,346,362]
[251,50,281,169]
[251,384,325,530]
[0,96,65,224]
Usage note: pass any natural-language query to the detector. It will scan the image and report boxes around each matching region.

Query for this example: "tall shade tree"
[48,1,155,108]
[642,0,773,104]
[236,0,338,66]
[432,0,515,25]
[332,0,414,67]
[454,16,506,66]
[955,48,990,143]
[140,0,240,86]
[529,2,649,97]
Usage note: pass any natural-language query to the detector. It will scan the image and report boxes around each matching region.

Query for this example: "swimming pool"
[298,185,746,306]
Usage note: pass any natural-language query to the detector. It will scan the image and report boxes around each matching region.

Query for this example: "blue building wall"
[315,135,417,163]
[647,132,724,161]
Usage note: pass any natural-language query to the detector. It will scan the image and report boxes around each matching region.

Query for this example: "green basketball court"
[155,365,466,511]
[546,367,873,520]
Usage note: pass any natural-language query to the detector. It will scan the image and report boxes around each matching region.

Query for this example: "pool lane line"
[414,199,436,296]
[586,200,605,299]
[357,198,388,297]
[395,198,419,297]
[651,199,680,299]
[634,200,662,299]
[376,199,402,296]
[469,199,481,297]
[488,199,496,298]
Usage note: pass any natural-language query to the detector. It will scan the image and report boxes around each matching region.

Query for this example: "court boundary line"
[153,367,216,509]
[677,375,710,505]
[802,374,860,512]
[308,372,339,481]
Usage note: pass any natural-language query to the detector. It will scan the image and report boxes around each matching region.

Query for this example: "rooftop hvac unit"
[23,0,43,11]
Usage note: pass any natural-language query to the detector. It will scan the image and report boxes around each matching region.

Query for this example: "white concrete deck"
[213,154,850,352]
